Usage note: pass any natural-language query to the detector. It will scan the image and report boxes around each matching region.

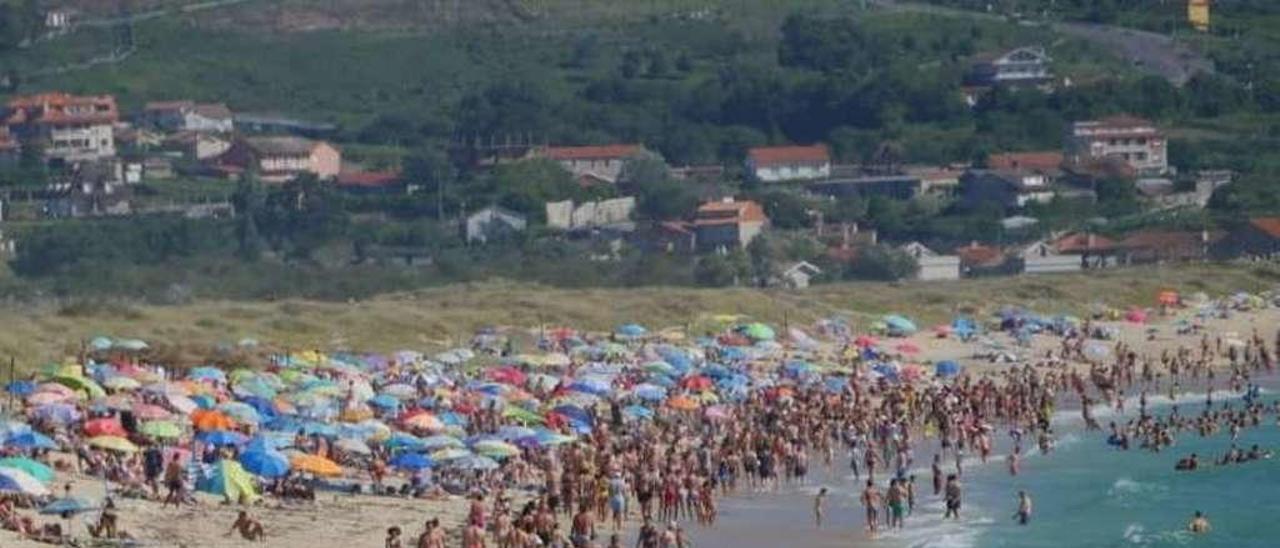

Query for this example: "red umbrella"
[84,418,127,437]
[680,376,712,391]
[895,342,921,355]
[854,335,880,348]
[488,367,527,386]
[132,403,172,420]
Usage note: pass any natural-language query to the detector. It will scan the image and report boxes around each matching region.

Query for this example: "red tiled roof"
[988,151,1063,173]
[954,243,1004,267]
[1120,229,1220,250]
[747,145,830,167]
[694,200,768,225]
[1249,218,1280,239]
[543,144,642,161]
[144,100,195,112]
[1053,232,1118,253]
[6,92,118,126]
[336,170,401,188]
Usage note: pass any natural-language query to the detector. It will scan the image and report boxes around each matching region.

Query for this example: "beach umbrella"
[91,394,135,412]
[217,402,262,425]
[197,460,260,503]
[391,452,434,471]
[1125,309,1148,324]
[166,394,199,415]
[190,394,217,410]
[451,454,499,471]
[335,438,372,456]
[622,405,653,421]
[83,418,127,437]
[0,468,50,496]
[473,440,519,459]
[192,410,236,431]
[51,374,106,399]
[232,379,278,400]
[501,406,543,425]
[101,376,141,391]
[367,394,400,410]
[420,434,464,450]
[742,323,776,341]
[197,430,247,447]
[187,367,227,383]
[39,497,95,515]
[616,324,647,338]
[0,457,55,484]
[703,405,730,421]
[895,342,921,355]
[4,380,36,396]
[679,376,713,391]
[87,435,138,453]
[935,360,961,378]
[89,336,114,351]
[26,392,72,406]
[381,384,418,400]
[668,395,699,411]
[139,421,182,439]
[633,384,667,402]
[402,413,444,431]
[884,315,918,336]
[4,431,56,450]
[30,403,80,424]
[114,339,149,351]
[239,448,290,478]
[430,448,471,461]
[289,453,343,477]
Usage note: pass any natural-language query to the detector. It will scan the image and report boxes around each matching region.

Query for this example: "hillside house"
[960,169,1055,210]
[142,101,234,133]
[955,242,1007,277]
[546,197,636,232]
[1119,229,1217,264]
[4,93,118,165]
[1052,232,1119,268]
[693,198,769,252]
[465,206,527,244]
[1066,115,1168,175]
[1017,240,1081,275]
[1219,218,1280,260]
[899,242,961,281]
[637,221,697,254]
[987,151,1063,181]
[219,136,341,183]
[776,261,823,289]
[969,47,1053,87]
[540,144,644,185]
[904,166,963,196]
[746,145,831,183]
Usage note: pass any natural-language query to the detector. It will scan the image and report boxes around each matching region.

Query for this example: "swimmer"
[1188,511,1211,534]
[814,487,827,528]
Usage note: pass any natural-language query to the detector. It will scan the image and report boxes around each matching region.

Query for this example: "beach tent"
[198,460,260,504]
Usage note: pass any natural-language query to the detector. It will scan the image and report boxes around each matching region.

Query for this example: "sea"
[671,385,1280,548]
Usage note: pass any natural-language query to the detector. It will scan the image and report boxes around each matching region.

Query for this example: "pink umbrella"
[487,367,527,386]
[1125,309,1148,324]
[703,405,730,421]
[84,418,127,437]
[895,342,921,355]
[133,403,172,420]
[26,392,71,406]
[35,383,77,399]
[854,335,880,348]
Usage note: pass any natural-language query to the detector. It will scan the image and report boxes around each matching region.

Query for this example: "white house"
[547,197,637,231]
[541,144,644,185]
[970,46,1053,87]
[775,261,823,289]
[899,241,961,281]
[1018,240,1081,275]
[746,145,831,183]
[465,206,527,244]
[143,101,234,133]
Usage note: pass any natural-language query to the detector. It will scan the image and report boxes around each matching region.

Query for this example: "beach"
[1,290,1278,548]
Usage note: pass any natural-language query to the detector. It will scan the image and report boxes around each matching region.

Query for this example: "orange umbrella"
[290,453,343,477]
[402,413,443,431]
[667,395,699,411]
[1158,290,1178,306]
[191,409,235,431]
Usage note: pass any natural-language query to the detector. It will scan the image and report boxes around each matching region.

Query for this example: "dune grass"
[0,263,1276,373]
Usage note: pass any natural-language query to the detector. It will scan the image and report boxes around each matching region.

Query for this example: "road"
[869,0,1214,85]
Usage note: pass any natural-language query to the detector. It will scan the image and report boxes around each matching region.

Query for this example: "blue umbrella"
[39,497,96,516]
[935,360,961,377]
[31,403,79,424]
[622,405,653,420]
[368,394,400,410]
[615,324,647,337]
[391,452,434,471]
[421,435,463,450]
[239,449,290,478]
[188,367,227,383]
[386,433,426,451]
[197,430,247,447]
[4,431,57,450]
[633,384,667,402]
[552,405,593,425]
[190,395,216,410]
[4,380,35,396]
[568,379,611,397]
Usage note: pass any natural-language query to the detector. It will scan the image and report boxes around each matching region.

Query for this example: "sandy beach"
[2,294,1277,548]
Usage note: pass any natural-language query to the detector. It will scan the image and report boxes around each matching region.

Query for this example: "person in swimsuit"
[814,487,827,528]
[226,510,265,541]
[860,480,882,534]
[1188,511,1211,534]
[1013,491,1032,525]
[887,479,907,530]
[944,475,961,520]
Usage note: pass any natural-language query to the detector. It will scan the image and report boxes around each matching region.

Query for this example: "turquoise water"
[676,388,1279,548]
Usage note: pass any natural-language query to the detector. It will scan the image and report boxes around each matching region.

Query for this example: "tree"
[232,174,266,261]
[621,153,698,220]
[746,234,778,287]
[757,191,813,229]
[647,50,669,79]
[675,50,693,73]
[845,245,918,281]
[694,250,749,287]
[621,50,643,79]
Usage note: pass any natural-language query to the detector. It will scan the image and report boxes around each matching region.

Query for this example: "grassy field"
[1,263,1276,372]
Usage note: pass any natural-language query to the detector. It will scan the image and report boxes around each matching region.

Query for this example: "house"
[969,46,1053,87]
[904,166,964,196]
[1051,232,1119,268]
[142,101,234,133]
[540,144,644,185]
[746,145,831,183]
[1017,240,1081,275]
[776,261,823,289]
[219,136,341,183]
[955,242,1006,277]
[1066,115,1168,175]
[465,206,527,244]
[987,151,1063,180]
[44,162,131,218]
[808,174,922,201]
[336,170,404,195]
[1119,229,1217,264]
[693,198,769,252]
[636,221,697,254]
[899,241,961,281]
[1218,218,1280,259]
[546,197,636,232]
[960,169,1055,210]
[4,92,118,165]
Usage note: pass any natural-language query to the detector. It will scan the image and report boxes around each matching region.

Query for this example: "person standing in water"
[944,475,962,520]
[1188,511,1211,534]
[813,487,828,528]
[860,480,882,534]
[1013,491,1032,525]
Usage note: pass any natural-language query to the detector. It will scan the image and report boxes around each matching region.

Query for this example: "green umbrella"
[51,375,106,399]
[0,457,55,484]
[139,421,183,439]
[743,323,776,341]
[501,407,544,425]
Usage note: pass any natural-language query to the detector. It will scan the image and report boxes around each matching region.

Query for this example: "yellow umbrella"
[87,435,139,453]
[289,453,342,477]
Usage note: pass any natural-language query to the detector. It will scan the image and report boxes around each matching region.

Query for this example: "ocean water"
[678,388,1280,548]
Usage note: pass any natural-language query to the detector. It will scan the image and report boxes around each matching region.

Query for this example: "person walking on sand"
[1188,511,1211,534]
[814,487,828,528]
[860,480,882,534]
[1013,491,1032,525]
